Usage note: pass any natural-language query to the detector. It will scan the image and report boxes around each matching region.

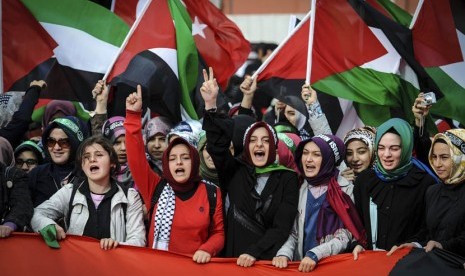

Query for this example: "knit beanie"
[14,140,45,165]
[166,119,202,148]
[102,116,126,144]
[242,121,278,168]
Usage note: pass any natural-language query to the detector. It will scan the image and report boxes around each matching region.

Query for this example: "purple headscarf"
[42,100,76,127]
[295,134,345,186]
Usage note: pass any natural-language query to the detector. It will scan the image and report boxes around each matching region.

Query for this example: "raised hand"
[93,80,109,114]
[30,80,47,89]
[412,92,432,127]
[301,83,317,105]
[200,67,219,110]
[126,85,143,113]
[240,76,257,96]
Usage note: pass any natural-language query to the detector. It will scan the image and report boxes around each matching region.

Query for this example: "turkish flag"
[183,0,250,89]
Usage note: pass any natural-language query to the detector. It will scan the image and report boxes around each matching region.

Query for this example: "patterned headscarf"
[429,129,465,185]
[374,118,413,181]
[344,126,376,158]
[242,121,278,168]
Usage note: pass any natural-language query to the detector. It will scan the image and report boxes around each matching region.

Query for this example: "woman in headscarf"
[124,85,224,264]
[102,116,134,188]
[197,133,219,186]
[31,135,145,249]
[273,135,366,272]
[352,118,437,259]
[0,138,33,239]
[201,67,299,267]
[341,126,377,182]
[143,116,173,175]
[387,129,465,257]
[29,116,89,207]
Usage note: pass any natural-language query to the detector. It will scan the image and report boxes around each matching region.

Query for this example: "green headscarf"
[197,133,220,185]
[374,118,413,181]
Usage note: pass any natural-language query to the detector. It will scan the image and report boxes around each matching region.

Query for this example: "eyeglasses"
[16,159,38,167]
[46,137,71,149]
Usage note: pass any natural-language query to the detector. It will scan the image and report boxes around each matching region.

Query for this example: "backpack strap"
[203,182,218,222]
[148,179,168,219]
[65,180,85,231]
[116,183,130,224]
[1,166,14,208]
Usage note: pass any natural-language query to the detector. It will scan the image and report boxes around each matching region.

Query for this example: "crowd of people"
[0,63,464,271]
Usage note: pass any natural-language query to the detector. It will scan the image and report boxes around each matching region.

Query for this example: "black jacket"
[412,182,465,257]
[29,162,77,207]
[0,164,33,230]
[354,166,436,250]
[203,111,299,259]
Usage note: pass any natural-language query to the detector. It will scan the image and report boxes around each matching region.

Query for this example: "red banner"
[0,233,409,275]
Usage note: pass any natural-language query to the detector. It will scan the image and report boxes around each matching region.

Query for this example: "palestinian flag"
[368,0,465,127]
[108,0,199,121]
[257,0,419,137]
[348,0,442,132]
[20,0,129,105]
[108,0,249,122]
[1,0,56,93]
[412,0,465,126]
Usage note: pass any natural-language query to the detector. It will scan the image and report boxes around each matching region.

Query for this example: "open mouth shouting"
[89,165,100,174]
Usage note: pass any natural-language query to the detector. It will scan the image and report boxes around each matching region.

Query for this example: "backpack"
[148,180,218,222]
[65,180,129,231]
[0,166,15,220]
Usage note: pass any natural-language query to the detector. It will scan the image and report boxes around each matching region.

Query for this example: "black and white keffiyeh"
[152,184,176,250]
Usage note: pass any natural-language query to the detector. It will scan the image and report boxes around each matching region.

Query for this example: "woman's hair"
[75,135,120,178]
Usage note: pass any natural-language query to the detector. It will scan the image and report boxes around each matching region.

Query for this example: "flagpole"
[102,0,153,81]
[251,11,311,80]
[409,0,424,29]
[305,0,317,84]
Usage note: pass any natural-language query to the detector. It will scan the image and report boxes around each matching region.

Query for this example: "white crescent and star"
[191,16,207,39]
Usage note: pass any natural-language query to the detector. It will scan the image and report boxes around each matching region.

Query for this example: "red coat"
[125,110,224,256]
